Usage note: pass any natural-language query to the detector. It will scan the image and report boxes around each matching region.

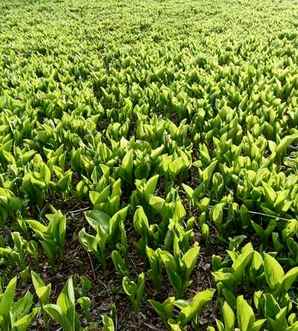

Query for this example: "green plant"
[102,315,115,331]
[150,289,215,330]
[31,271,51,306]
[254,292,298,331]
[111,250,129,276]
[89,178,121,216]
[77,276,92,298]
[212,242,255,289]
[251,219,277,246]
[0,232,38,269]
[149,296,176,325]
[122,273,145,312]
[0,188,22,223]
[101,304,117,331]
[21,155,51,203]
[146,246,162,290]
[212,243,298,327]
[263,253,298,297]
[133,206,157,253]
[0,276,39,330]
[131,174,160,206]
[77,297,91,320]
[158,242,200,298]
[31,271,51,330]
[44,277,81,331]
[79,206,129,267]
[215,296,266,331]
[27,209,66,262]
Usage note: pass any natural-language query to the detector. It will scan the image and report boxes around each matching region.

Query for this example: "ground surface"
[0,0,297,330]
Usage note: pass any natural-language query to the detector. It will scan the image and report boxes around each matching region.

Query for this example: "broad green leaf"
[215,320,224,331]
[144,175,159,197]
[149,196,165,212]
[0,276,17,316]
[159,250,177,272]
[268,307,287,331]
[111,250,128,276]
[44,304,64,326]
[236,295,255,331]
[168,320,184,331]
[136,272,145,309]
[211,203,224,227]
[102,315,115,331]
[27,220,47,237]
[182,184,194,200]
[287,321,298,331]
[173,199,186,222]
[149,297,175,323]
[121,150,133,178]
[281,266,298,291]
[264,253,284,290]
[133,206,149,237]
[85,210,110,231]
[275,133,298,159]
[109,206,128,237]
[232,243,254,282]
[13,291,33,318]
[31,271,51,305]
[250,251,263,273]
[78,229,99,253]
[169,271,183,297]
[182,243,200,279]
[262,293,280,318]
[251,319,266,331]
[202,160,217,183]
[89,188,109,206]
[13,309,39,331]
[57,278,75,318]
[198,197,210,212]
[178,289,215,325]
[222,301,235,331]
[262,182,276,204]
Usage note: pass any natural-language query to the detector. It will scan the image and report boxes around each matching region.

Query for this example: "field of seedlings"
[0,0,297,330]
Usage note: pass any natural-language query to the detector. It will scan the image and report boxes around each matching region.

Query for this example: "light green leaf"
[149,196,165,212]
[44,304,64,326]
[178,289,215,325]
[251,319,266,331]
[262,182,276,204]
[13,309,39,331]
[133,206,149,237]
[0,276,17,316]
[211,203,224,227]
[202,160,217,183]
[31,271,51,305]
[222,301,235,331]
[159,249,177,272]
[236,295,255,331]
[144,175,159,197]
[122,277,137,296]
[111,250,128,276]
[182,244,200,279]
[264,253,284,290]
[85,210,110,231]
[281,267,298,291]
[102,315,115,331]
[149,297,175,323]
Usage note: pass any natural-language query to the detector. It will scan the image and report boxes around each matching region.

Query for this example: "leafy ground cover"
[0,0,297,330]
